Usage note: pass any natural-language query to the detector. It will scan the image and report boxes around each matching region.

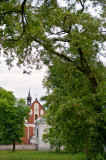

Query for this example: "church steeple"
[27,89,32,106]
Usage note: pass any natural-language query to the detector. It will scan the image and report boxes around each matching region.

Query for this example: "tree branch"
[79,0,85,13]
[34,35,98,93]
[2,0,27,41]
[78,47,98,93]
[0,0,27,41]
[21,0,27,38]
[33,36,92,78]
[21,0,27,25]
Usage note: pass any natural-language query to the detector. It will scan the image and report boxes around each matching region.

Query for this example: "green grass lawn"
[0,151,86,160]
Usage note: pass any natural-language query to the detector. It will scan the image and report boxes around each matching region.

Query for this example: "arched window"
[35,114,38,120]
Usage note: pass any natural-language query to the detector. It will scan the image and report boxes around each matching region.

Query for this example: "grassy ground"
[0,151,86,160]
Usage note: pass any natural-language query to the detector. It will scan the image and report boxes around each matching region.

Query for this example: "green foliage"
[0,0,105,73]
[42,59,106,159]
[96,153,105,160]
[0,87,30,151]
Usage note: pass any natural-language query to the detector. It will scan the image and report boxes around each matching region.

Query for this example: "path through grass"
[0,151,86,160]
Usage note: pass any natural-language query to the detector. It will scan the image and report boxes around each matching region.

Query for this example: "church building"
[21,90,45,144]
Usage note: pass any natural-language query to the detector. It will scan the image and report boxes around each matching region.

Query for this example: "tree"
[0,0,105,80]
[0,87,30,151]
[42,59,106,159]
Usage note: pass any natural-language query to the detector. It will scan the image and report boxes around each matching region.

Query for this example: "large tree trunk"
[84,147,90,160]
[13,140,15,152]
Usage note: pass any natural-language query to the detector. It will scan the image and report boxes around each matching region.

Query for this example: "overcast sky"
[1,55,105,105]
[0,56,47,104]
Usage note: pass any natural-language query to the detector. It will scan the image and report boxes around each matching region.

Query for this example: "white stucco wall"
[30,135,35,144]
[35,117,50,150]
[0,145,36,151]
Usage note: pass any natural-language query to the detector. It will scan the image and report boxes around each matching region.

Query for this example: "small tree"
[0,87,30,151]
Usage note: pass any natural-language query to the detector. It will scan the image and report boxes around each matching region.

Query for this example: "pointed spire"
[28,89,31,97]
[27,89,32,106]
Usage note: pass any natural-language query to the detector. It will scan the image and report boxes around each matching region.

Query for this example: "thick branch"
[20,0,27,38]
[78,47,98,93]
[0,0,27,17]
[1,0,27,41]
[34,36,98,93]
[33,36,92,77]
[21,0,27,11]
[79,0,86,13]
[33,37,74,63]
[78,48,90,72]
[21,0,27,23]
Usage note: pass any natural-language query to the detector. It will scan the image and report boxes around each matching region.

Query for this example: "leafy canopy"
[42,58,106,159]
[0,87,30,150]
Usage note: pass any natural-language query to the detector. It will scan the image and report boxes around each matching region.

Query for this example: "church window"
[35,114,38,120]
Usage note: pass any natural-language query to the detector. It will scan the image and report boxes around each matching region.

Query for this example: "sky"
[1,55,105,105]
[0,56,47,104]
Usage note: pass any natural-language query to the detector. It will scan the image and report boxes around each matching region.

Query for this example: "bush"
[95,153,104,160]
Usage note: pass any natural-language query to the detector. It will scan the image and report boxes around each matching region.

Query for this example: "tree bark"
[13,140,15,152]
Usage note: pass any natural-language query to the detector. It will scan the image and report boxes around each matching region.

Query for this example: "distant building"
[35,117,50,150]
[21,90,45,144]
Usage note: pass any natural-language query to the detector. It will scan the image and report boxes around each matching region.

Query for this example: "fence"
[0,144,37,151]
